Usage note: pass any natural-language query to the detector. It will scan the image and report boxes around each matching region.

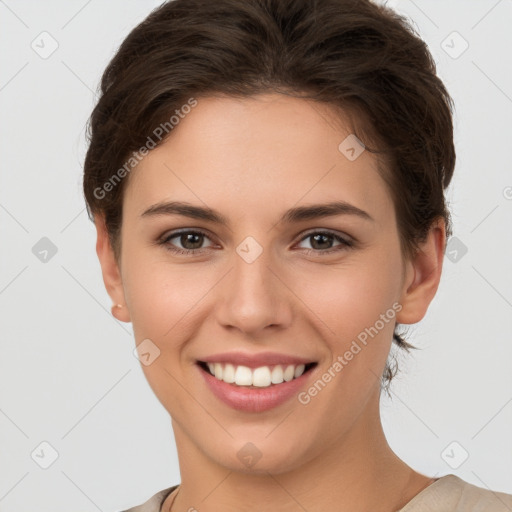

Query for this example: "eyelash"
[157,229,354,257]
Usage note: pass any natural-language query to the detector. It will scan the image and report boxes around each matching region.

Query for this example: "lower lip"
[198,364,314,413]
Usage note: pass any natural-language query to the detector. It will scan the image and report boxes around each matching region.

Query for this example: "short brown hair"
[83,0,456,392]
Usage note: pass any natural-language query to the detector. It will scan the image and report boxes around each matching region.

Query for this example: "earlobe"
[395,218,446,325]
[94,214,131,323]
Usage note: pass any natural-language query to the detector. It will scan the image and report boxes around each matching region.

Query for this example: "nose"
[214,241,293,337]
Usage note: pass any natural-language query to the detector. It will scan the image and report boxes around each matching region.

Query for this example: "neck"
[168,387,430,512]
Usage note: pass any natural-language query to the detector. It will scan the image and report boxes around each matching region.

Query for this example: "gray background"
[1,0,511,510]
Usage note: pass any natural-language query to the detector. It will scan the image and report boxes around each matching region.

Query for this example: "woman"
[82,0,512,511]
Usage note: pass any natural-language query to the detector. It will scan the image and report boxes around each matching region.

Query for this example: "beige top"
[122,474,512,511]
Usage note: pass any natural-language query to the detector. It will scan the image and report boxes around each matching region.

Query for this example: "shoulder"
[399,474,512,512]
[120,485,178,512]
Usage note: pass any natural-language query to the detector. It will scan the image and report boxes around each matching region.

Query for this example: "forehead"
[124,93,394,227]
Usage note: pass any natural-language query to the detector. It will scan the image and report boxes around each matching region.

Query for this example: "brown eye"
[160,230,214,255]
[296,231,353,255]
[176,232,204,250]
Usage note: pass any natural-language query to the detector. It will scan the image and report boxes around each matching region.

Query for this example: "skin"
[95,93,445,511]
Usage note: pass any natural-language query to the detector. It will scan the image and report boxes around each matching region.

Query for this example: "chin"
[201,433,314,476]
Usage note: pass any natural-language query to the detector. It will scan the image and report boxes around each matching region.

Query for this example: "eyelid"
[295,228,354,244]
[293,230,355,255]
[160,227,216,245]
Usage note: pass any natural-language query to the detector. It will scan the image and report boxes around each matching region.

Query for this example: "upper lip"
[198,351,317,368]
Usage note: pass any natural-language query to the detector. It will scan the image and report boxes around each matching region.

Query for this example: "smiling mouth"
[197,361,318,388]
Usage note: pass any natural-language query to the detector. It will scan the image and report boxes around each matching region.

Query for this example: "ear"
[395,217,446,325]
[94,214,131,323]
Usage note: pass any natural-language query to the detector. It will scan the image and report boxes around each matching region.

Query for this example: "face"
[97,93,442,475]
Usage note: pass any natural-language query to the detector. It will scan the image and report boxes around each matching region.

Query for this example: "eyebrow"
[140,200,374,225]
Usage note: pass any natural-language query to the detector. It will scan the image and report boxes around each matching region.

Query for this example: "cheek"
[292,252,402,346]
[125,261,201,341]
[122,247,226,370]
[122,257,207,411]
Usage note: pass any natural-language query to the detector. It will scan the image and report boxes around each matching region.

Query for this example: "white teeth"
[271,365,284,384]
[283,365,295,382]
[294,364,305,378]
[234,365,253,386]
[204,362,310,388]
[223,363,236,383]
[252,367,272,387]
